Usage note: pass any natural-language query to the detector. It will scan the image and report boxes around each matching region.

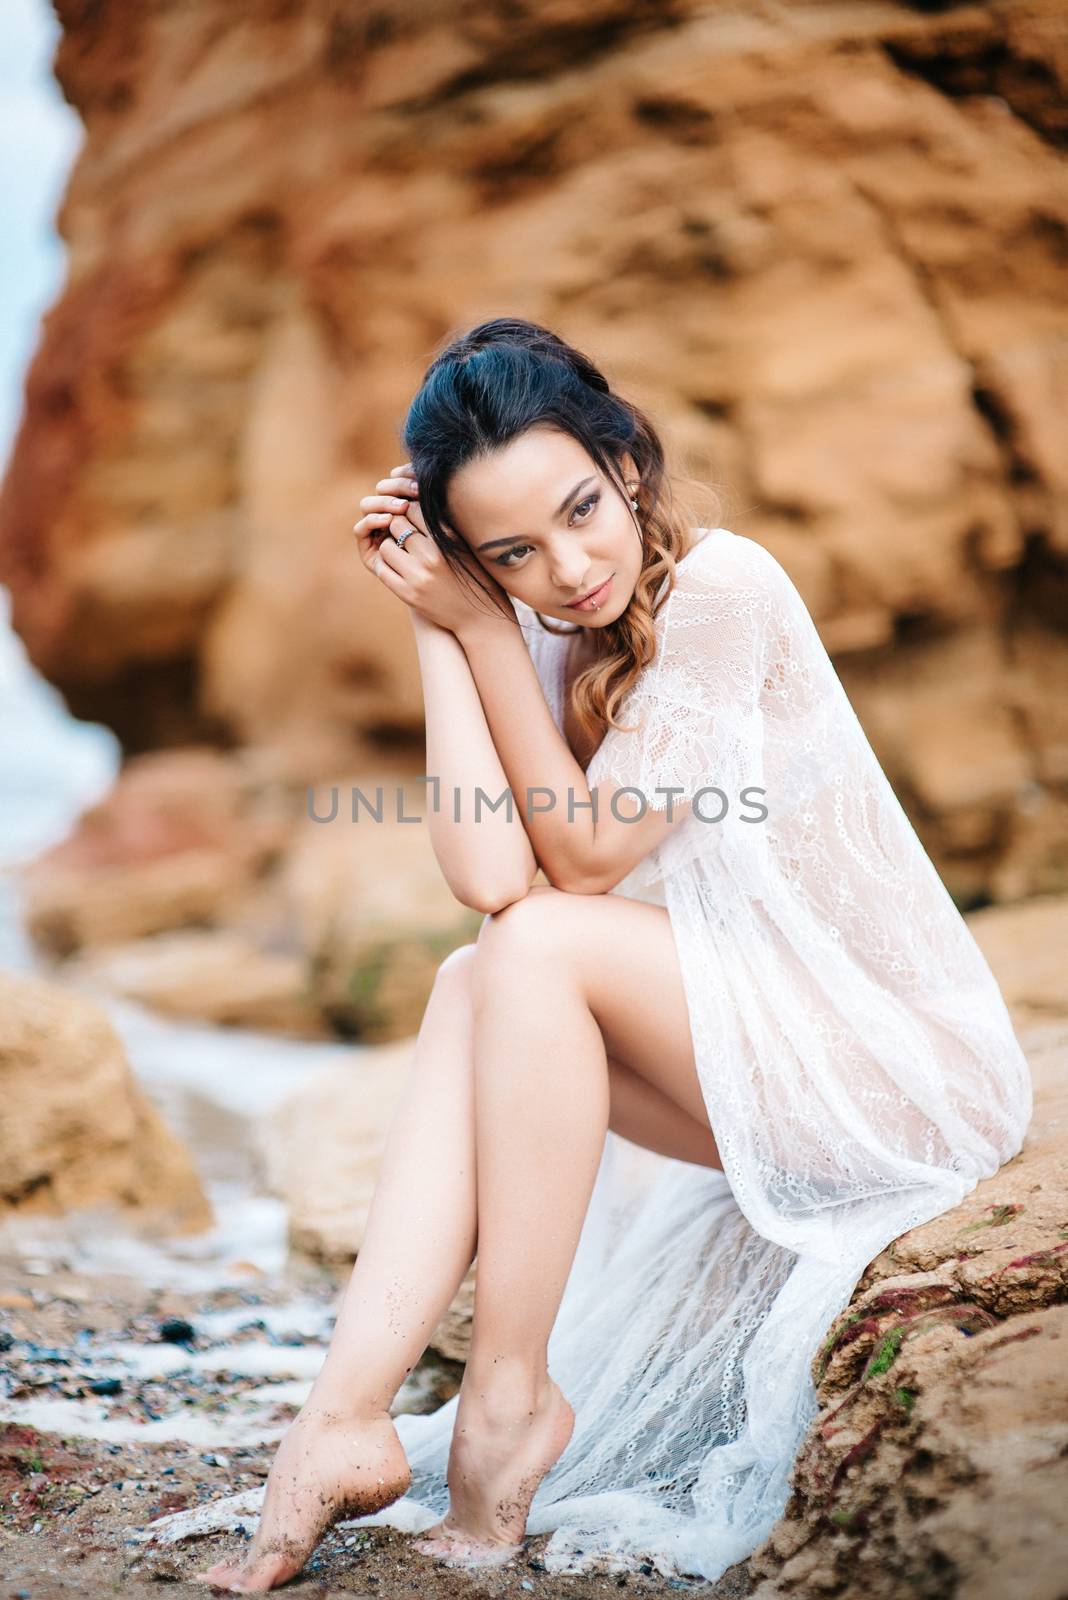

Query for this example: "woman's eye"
[494,544,534,569]
[493,491,600,568]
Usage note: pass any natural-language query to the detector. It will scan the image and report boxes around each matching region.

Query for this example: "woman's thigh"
[474,886,710,1133]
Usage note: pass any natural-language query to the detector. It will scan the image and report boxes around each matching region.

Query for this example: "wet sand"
[0,1254,753,1599]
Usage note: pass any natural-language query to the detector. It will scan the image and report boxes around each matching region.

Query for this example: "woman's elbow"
[456,875,537,915]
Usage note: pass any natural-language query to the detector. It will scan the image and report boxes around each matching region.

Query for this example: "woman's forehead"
[449,432,596,525]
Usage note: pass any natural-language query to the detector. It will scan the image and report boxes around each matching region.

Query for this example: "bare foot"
[192,1405,410,1593]
[411,1376,574,1569]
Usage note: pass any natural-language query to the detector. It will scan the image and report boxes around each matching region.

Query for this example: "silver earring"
[630,497,638,509]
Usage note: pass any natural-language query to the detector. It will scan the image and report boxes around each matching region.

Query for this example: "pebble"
[158,1318,196,1344]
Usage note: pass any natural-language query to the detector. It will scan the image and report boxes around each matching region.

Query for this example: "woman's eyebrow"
[476,476,598,552]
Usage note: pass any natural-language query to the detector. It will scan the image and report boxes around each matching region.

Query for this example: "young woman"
[192,318,1032,1591]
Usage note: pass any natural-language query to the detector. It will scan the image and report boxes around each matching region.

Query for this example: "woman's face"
[445,425,644,629]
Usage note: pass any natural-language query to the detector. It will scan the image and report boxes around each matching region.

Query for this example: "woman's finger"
[401,498,429,536]
[361,492,414,514]
[373,523,429,583]
[352,511,397,562]
[368,550,408,598]
[364,530,412,595]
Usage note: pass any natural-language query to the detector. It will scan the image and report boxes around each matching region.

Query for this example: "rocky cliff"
[1,0,1066,903]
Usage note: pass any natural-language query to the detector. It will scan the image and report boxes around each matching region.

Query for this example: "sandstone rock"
[20,753,482,1042]
[0,969,212,1233]
[964,891,1068,1024]
[22,846,255,959]
[18,746,291,956]
[749,1304,1068,1600]
[1,2,1065,898]
[746,966,1068,1598]
[62,927,328,1037]
[254,1044,411,1262]
[283,794,485,1041]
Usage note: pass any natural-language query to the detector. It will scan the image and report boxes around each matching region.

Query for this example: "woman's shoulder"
[675,527,800,599]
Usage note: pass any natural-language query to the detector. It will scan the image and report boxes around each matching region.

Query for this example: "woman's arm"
[414,613,540,913]
[354,463,678,899]
[458,619,685,895]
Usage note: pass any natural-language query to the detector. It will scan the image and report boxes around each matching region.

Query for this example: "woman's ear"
[617,451,639,492]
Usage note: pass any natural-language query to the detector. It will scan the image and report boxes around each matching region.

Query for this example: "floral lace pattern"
[351,529,1033,1581]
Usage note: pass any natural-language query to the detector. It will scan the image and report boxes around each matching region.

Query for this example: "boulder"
[281,799,485,1041]
[62,927,328,1037]
[0,969,212,1233]
[18,746,290,956]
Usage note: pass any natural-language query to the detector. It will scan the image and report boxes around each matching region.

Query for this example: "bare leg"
[413,885,718,1567]
[194,944,481,1593]
[196,895,717,1588]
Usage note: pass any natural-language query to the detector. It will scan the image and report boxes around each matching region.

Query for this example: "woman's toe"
[192,1560,241,1587]
[442,1540,523,1570]
[411,1534,450,1556]
[412,1532,521,1568]
[191,1552,296,1593]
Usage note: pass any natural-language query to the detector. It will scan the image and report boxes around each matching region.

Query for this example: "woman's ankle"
[298,1388,393,1429]
[457,1357,556,1422]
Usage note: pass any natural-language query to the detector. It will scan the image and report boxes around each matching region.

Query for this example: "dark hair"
[400,316,722,741]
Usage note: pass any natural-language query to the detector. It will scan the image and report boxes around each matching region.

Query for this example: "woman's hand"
[353,460,515,640]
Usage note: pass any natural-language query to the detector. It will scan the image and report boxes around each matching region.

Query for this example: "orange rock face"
[1,0,1066,900]
[0,968,212,1232]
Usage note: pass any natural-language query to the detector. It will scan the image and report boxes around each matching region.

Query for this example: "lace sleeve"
[584,533,817,891]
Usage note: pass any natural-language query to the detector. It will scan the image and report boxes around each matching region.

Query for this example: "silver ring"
[394,527,415,550]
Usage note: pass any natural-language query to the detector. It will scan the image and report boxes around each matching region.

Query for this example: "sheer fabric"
[351,529,1031,1578]
[149,530,1032,1580]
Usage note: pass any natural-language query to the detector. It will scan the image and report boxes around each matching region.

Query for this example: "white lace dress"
[352,527,1032,1578]
[148,528,1033,1581]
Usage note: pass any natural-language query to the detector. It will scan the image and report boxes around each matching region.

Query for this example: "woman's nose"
[547,544,591,592]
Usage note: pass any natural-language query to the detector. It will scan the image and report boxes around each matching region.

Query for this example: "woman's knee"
[434,941,478,992]
[476,884,569,946]
[472,886,578,996]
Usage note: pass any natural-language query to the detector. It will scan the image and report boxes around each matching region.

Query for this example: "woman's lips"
[568,574,614,611]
